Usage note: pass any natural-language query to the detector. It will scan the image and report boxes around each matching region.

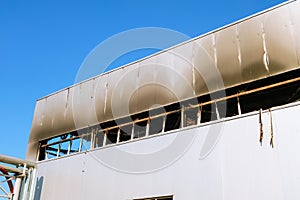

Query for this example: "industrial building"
[1,0,300,199]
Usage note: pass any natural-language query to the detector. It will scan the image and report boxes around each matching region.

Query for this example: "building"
[1,0,300,199]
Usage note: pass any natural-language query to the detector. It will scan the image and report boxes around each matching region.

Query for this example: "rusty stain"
[259,108,264,146]
[269,108,274,148]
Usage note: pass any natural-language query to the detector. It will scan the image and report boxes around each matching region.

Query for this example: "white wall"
[34,103,300,200]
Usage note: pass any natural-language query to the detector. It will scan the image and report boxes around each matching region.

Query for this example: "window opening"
[164,110,181,132]
[45,144,59,159]
[94,129,105,148]
[81,133,92,151]
[37,70,300,161]
[58,140,70,157]
[149,115,164,135]
[70,135,81,153]
[185,106,198,127]
[133,120,147,139]
[105,127,119,145]
[119,124,133,142]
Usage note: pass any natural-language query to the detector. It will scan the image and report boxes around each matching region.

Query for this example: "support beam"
[0,154,35,168]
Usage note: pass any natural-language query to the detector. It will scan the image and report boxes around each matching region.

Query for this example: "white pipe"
[12,177,22,200]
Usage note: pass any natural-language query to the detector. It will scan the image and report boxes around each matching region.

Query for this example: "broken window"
[184,106,199,127]
[148,115,164,135]
[133,120,148,139]
[94,129,105,148]
[119,124,133,142]
[81,133,92,151]
[164,110,181,132]
[37,69,300,161]
[105,128,118,145]
[45,144,59,159]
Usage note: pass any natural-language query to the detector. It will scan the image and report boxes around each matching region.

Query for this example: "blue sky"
[0,0,287,159]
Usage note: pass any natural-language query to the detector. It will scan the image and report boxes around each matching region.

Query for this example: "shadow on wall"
[34,176,44,200]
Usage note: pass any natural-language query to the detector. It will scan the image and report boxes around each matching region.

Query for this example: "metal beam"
[0,154,36,168]
[0,165,23,174]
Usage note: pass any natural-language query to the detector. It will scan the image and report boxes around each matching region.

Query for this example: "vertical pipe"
[28,168,37,200]
[12,177,22,200]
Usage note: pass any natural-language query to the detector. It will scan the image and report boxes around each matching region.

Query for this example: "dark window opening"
[149,116,164,135]
[200,104,215,123]
[119,124,132,142]
[164,111,181,132]
[185,106,198,127]
[38,69,300,161]
[94,130,105,148]
[105,128,118,145]
[240,81,300,113]
[133,120,147,139]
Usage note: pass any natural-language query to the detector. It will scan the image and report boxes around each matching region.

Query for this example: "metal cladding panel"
[263,5,299,74]
[34,154,85,200]
[34,103,300,200]
[27,0,300,160]
[289,1,300,65]
[73,80,97,128]
[194,35,225,93]
[193,38,213,95]
[238,14,267,82]
[170,42,195,99]
[216,25,242,86]
[131,58,159,113]
[94,75,109,122]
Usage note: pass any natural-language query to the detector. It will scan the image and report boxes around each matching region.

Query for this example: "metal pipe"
[0,154,35,168]
[12,177,22,200]
[0,165,23,174]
